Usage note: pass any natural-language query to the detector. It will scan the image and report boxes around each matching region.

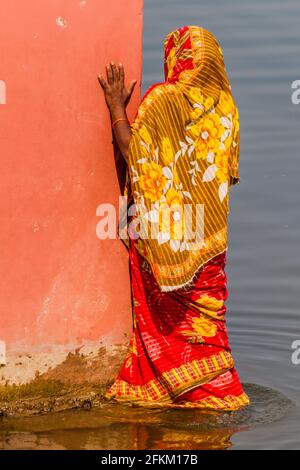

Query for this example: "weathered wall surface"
[0,0,143,389]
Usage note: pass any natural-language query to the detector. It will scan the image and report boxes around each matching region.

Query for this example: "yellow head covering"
[125,25,240,291]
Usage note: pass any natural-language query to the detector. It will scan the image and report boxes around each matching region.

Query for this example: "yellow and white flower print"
[196,113,225,159]
[139,124,152,146]
[180,315,217,343]
[194,294,225,319]
[188,87,203,104]
[201,118,234,203]
[144,187,186,252]
[130,92,239,252]
[218,90,235,116]
[182,89,238,202]
[161,136,174,166]
[215,149,230,184]
[133,124,160,169]
[132,134,195,252]
[202,147,230,203]
[192,316,217,338]
[139,161,167,202]
[178,294,223,342]
[188,88,215,123]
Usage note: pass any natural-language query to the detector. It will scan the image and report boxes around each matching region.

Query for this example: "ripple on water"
[0,384,294,450]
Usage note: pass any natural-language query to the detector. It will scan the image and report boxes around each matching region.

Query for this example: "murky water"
[1,0,300,451]
[0,385,294,450]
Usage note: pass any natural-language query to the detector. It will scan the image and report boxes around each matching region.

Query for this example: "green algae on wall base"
[0,344,128,417]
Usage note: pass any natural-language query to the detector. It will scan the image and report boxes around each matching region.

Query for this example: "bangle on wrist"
[112,117,128,129]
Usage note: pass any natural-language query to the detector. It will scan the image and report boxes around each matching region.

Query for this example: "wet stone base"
[0,344,128,417]
[0,382,108,417]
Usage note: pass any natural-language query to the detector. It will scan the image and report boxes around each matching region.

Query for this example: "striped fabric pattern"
[105,234,250,410]
[125,25,240,291]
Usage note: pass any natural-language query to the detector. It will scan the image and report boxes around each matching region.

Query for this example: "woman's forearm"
[97,62,136,162]
[110,104,132,163]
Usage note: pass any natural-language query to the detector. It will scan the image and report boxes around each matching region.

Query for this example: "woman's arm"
[98,62,137,162]
[109,103,131,161]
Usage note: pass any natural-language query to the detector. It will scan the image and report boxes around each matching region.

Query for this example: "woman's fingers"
[124,79,137,107]
[119,63,125,87]
[106,62,121,85]
[128,79,137,97]
[110,61,119,81]
[106,63,113,84]
[97,74,107,90]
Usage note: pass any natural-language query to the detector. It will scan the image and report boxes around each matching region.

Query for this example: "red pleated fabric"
[105,236,249,410]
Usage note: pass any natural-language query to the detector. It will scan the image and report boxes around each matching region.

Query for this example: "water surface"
[1,0,300,451]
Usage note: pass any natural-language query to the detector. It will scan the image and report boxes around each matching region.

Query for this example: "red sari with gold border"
[106,25,250,410]
[106,236,249,410]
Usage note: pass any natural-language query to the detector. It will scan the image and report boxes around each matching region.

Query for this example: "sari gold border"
[106,392,250,411]
[153,227,227,280]
[172,391,250,411]
[105,350,237,406]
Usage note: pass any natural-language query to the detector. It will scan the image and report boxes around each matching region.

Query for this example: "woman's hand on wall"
[98,62,137,110]
[97,62,136,162]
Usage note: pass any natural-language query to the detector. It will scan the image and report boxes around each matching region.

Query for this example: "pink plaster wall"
[0,0,143,354]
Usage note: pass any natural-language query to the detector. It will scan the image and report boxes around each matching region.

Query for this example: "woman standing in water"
[98,25,249,410]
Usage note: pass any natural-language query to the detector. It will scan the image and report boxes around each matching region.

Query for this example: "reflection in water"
[0,384,293,450]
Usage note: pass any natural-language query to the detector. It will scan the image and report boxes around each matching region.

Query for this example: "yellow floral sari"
[124,25,240,291]
[106,26,249,411]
